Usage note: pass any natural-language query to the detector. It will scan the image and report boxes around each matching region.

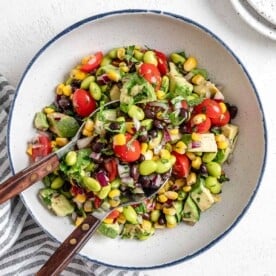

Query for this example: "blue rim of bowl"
[7,9,267,270]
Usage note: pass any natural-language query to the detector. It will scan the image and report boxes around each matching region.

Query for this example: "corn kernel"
[191,156,202,170]
[109,199,120,208]
[62,85,72,96]
[217,140,229,150]
[187,172,197,186]
[56,83,65,95]
[158,187,166,195]
[108,189,121,199]
[219,102,227,113]
[191,132,201,141]
[169,128,179,135]
[152,155,159,161]
[186,152,196,160]
[82,128,93,137]
[183,185,192,192]
[163,207,176,216]
[107,70,120,82]
[26,146,32,156]
[142,220,152,232]
[160,149,171,159]
[158,194,168,203]
[140,143,148,154]
[156,111,163,120]
[167,223,177,229]
[74,193,86,203]
[191,114,207,125]
[116,207,123,213]
[215,134,226,142]
[173,179,185,190]
[125,122,135,134]
[75,216,85,226]
[103,218,114,224]
[70,69,87,80]
[55,137,68,147]
[183,56,198,71]
[113,133,126,146]
[43,107,55,114]
[165,143,173,152]
[156,90,166,100]
[81,55,91,65]
[165,191,178,200]
[84,119,94,132]
[191,74,205,85]
[117,213,126,224]
[51,141,57,148]
[165,180,174,190]
[143,150,153,160]
[155,203,163,210]
[117,47,126,60]
[173,141,187,154]
[84,201,93,212]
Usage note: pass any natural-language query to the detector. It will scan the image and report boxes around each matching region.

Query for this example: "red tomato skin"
[190,116,212,133]
[80,51,103,73]
[194,99,222,119]
[72,89,96,117]
[139,63,161,90]
[104,159,118,182]
[211,110,230,126]
[155,50,168,76]
[113,134,141,162]
[171,152,191,178]
[31,135,52,161]
[106,209,120,220]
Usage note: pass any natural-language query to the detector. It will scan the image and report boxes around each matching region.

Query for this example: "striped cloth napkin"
[0,74,142,276]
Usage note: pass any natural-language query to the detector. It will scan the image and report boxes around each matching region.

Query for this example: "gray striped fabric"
[0,74,143,276]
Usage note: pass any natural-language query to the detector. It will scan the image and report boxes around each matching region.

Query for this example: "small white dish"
[230,0,276,40]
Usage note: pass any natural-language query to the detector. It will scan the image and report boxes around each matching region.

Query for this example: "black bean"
[228,105,238,119]
[130,164,139,181]
[92,142,104,153]
[145,109,155,119]
[199,164,208,176]
[153,119,164,130]
[109,122,121,131]
[148,129,158,138]
[139,176,151,188]
[57,96,71,110]
[158,215,166,225]
[179,124,191,134]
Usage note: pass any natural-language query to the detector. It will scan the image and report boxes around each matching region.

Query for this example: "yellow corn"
[70,69,87,80]
[82,128,93,137]
[156,111,163,120]
[165,180,173,190]
[56,83,65,95]
[51,141,57,148]
[173,179,185,190]
[191,74,205,85]
[158,194,168,203]
[156,90,166,100]
[74,193,86,203]
[162,207,176,216]
[119,62,129,73]
[217,140,229,150]
[152,155,159,161]
[84,119,94,132]
[173,141,187,154]
[160,149,171,159]
[43,107,55,114]
[169,128,179,135]
[140,143,148,154]
[55,137,68,147]
[126,122,135,134]
[81,55,91,65]
[165,191,178,200]
[108,189,121,199]
[219,102,227,113]
[191,132,201,141]
[192,114,207,125]
[117,47,126,60]
[192,156,202,170]
[107,70,120,82]
[155,202,163,210]
[117,213,126,224]
[186,152,196,160]
[167,222,177,229]
[62,85,72,97]
[103,218,114,224]
[142,220,152,232]
[113,133,126,146]
[215,134,226,142]
[158,187,166,195]
[109,199,120,208]
[183,56,197,71]
[75,216,85,227]
[26,145,32,156]
[183,185,192,192]
[186,172,197,186]
[116,207,123,212]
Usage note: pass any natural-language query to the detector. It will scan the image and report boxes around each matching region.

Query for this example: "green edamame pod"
[128,105,145,121]
[100,56,112,66]
[109,85,120,101]
[150,210,161,222]
[65,151,77,166]
[205,176,221,194]
[110,178,121,189]
[170,53,186,64]
[143,50,158,66]
[89,82,102,100]
[133,49,144,61]
[123,206,138,224]
[80,76,95,89]
[202,152,217,163]
[82,176,101,192]
[108,48,117,59]
[98,184,111,199]
[206,162,222,177]
[139,160,157,176]
[51,177,64,189]
[155,158,172,174]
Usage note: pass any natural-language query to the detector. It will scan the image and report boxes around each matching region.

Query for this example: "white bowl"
[7,10,267,269]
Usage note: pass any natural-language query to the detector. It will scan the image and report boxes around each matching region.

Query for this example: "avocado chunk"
[39,188,74,216]
[98,222,120,239]
[168,62,193,96]
[190,178,215,212]
[182,196,200,224]
[121,223,154,240]
[47,112,79,138]
[34,112,49,131]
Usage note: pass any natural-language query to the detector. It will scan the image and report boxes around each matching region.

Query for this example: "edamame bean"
[139,160,157,176]
[128,105,145,121]
[150,210,161,222]
[98,184,111,199]
[133,49,144,61]
[100,56,112,66]
[80,76,95,89]
[143,50,158,66]
[108,48,117,59]
[170,53,186,64]
[82,176,101,192]
[141,119,153,130]
[89,82,102,100]
[205,176,221,194]
[51,177,64,189]
[65,151,77,166]
[165,214,177,225]
[155,159,172,174]
[110,178,121,189]
[206,162,222,177]
[109,85,120,101]
[202,152,217,163]
[123,206,138,224]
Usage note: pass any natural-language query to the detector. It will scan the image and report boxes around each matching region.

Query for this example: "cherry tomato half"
[72,89,97,117]
[211,110,230,126]
[104,158,118,182]
[139,63,161,90]
[31,135,52,161]
[80,51,103,73]
[106,209,121,220]
[190,116,211,133]
[113,134,141,162]
[155,50,169,76]
[171,152,191,178]
[194,99,222,119]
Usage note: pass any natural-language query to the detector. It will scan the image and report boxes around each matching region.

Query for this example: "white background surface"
[1,1,276,275]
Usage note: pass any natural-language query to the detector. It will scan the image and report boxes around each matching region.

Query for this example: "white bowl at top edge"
[7,10,267,270]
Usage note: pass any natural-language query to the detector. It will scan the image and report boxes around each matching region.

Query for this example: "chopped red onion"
[77,136,93,149]
[191,141,201,148]
[96,171,109,186]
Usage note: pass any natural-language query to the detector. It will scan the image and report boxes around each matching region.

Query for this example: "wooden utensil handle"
[36,215,101,276]
[0,153,59,204]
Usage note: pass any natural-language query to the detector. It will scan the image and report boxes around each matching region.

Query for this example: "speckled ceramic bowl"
[7,10,267,269]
